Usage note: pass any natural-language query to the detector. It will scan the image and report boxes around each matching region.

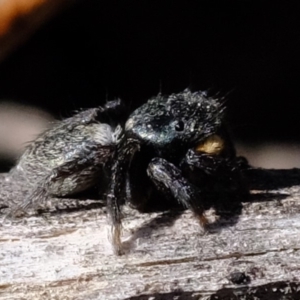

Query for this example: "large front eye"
[175,120,185,131]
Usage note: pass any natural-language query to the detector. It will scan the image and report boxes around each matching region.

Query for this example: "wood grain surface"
[0,168,300,299]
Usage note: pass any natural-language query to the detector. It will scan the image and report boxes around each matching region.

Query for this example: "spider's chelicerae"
[8,90,248,254]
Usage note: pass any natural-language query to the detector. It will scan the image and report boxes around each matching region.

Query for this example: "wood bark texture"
[0,168,300,299]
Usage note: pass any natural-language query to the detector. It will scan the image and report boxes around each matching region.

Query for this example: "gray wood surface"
[0,169,300,299]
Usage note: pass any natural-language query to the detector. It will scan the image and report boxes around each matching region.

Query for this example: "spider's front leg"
[147,150,248,227]
[181,149,249,198]
[147,157,208,227]
[107,138,140,255]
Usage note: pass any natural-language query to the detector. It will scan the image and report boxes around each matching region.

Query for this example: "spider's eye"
[175,120,185,132]
[195,135,224,155]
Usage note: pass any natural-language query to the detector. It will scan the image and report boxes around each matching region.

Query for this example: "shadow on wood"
[0,168,300,299]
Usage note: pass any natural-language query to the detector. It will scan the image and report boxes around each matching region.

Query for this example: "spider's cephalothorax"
[8,90,248,255]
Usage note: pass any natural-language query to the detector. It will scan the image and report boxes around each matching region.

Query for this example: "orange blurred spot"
[0,0,45,36]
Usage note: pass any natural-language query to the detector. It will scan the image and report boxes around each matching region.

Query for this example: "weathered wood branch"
[0,169,300,299]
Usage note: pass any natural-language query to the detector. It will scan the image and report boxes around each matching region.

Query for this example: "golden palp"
[195,134,224,155]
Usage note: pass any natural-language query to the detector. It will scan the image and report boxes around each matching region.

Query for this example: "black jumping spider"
[8,90,248,254]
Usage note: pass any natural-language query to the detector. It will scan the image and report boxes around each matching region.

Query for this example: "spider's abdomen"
[10,114,119,197]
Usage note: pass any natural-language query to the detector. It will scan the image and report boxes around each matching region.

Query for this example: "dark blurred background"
[0,0,299,170]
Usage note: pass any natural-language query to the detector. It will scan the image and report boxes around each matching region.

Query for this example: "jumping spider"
[8,89,248,254]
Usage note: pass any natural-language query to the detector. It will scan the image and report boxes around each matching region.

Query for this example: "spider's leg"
[7,173,55,218]
[107,139,139,255]
[181,149,249,198]
[147,157,208,226]
[107,160,124,255]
